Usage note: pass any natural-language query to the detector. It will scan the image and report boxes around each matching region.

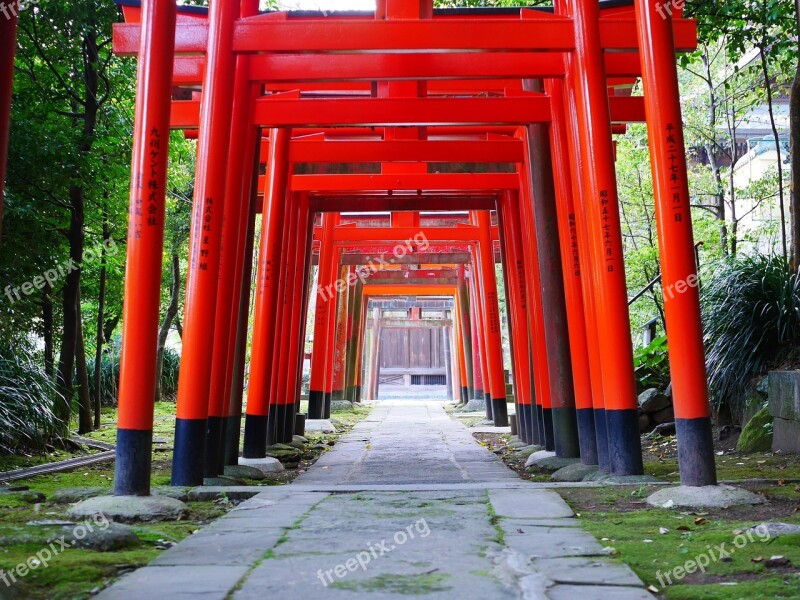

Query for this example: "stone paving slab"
[95,565,249,599]
[97,402,654,600]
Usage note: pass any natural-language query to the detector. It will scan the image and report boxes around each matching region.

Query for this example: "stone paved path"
[98,402,654,599]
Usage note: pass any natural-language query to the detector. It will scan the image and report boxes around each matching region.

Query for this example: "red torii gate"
[98,0,716,494]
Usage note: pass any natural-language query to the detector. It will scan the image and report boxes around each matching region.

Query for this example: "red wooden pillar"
[267,189,296,445]
[309,213,336,418]
[556,0,643,475]
[547,78,598,465]
[172,0,240,486]
[331,264,350,403]
[224,172,259,466]
[469,253,491,419]
[115,0,176,496]
[474,210,508,427]
[323,245,341,417]
[557,71,610,471]
[467,266,486,407]
[456,265,474,403]
[205,0,260,475]
[275,192,311,442]
[634,0,717,486]
[517,152,553,449]
[243,128,290,458]
[0,9,16,245]
[498,190,535,445]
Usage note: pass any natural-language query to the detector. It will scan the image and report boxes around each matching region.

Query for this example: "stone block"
[773,416,800,453]
[768,370,800,421]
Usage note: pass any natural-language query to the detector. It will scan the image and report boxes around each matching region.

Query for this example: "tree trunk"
[759,45,788,260]
[702,47,728,253]
[54,201,83,434]
[93,209,109,428]
[76,302,93,434]
[155,252,181,402]
[42,281,54,379]
[54,18,100,433]
[790,0,800,268]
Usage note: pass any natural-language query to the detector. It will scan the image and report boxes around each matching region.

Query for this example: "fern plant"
[701,253,800,414]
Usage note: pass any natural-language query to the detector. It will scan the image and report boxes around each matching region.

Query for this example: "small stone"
[651,405,675,424]
[305,419,336,433]
[463,398,486,412]
[524,450,556,468]
[747,522,800,538]
[551,463,599,482]
[238,456,285,474]
[204,476,246,487]
[638,389,670,414]
[638,413,651,433]
[223,465,266,480]
[654,422,676,436]
[51,487,108,504]
[532,456,581,472]
[0,484,28,493]
[646,485,765,509]
[736,406,773,452]
[67,522,140,552]
[17,491,46,504]
[330,400,354,411]
[68,495,190,523]
[153,486,192,501]
[764,556,790,568]
[264,444,303,463]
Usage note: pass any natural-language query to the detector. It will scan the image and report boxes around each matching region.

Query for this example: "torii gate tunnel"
[75,0,717,494]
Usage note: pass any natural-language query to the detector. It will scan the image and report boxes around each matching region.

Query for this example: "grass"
[571,504,800,599]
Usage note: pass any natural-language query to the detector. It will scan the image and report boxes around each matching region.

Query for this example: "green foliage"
[0,347,61,454]
[633,336,670,391]
[701,253,800,413]
[85,343,181,405]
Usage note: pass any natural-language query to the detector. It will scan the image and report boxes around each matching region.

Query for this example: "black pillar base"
[520,403,535,445]
[552,407,581,458]
[172,418,207,487]
[354,386,362,404]
[324,392,332,419]
[676,417,717,486]
[308,390,324,419]
[223,414,242,467]
[492,397,509,427]
[576,408,598,465]
[266,405,280,447]
[593,408,610,472]
[242,414,268,459]
[536,404,546,447]
[606,409,644,475]
[461,387,469,404]
[203,416,225,478]
[542,407,555,451]
[279,403,295,444]
[517,403,528,443]
[484,392,493,420]
[114,429,153,496]
[526,398,542,446]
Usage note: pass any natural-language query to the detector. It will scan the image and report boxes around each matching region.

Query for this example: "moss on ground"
[331,572,452,595]
[559,490,800,599]
[0,401,373,598]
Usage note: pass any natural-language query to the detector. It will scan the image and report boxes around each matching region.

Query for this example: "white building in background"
[729,99,790,254]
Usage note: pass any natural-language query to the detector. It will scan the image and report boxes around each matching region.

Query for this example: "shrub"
[0,348,61,453]
[633,335,670,392]
[701,253,800,415]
